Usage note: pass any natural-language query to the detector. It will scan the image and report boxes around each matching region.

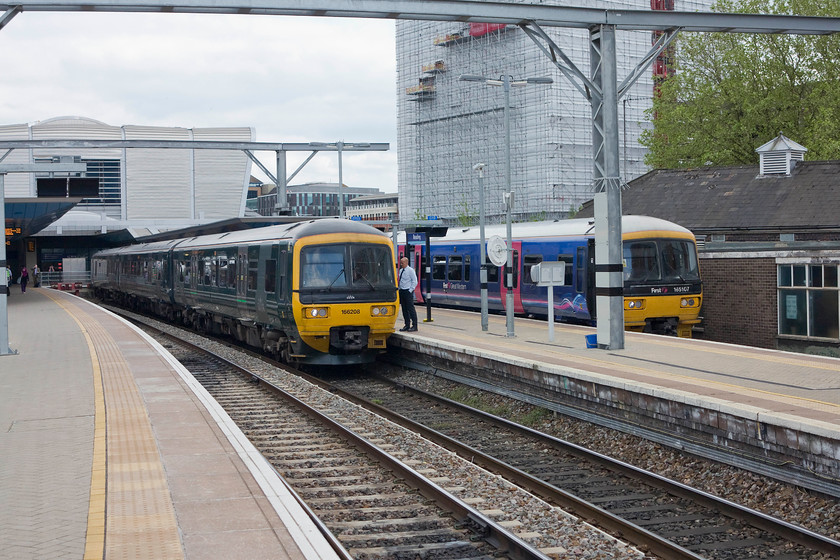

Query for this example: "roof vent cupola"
[755,133,807,176]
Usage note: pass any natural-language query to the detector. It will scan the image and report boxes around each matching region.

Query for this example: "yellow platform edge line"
[45,291,107,560]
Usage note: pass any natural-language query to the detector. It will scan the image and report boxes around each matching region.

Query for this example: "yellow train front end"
[291,229,398,365]
[622,229,703,338]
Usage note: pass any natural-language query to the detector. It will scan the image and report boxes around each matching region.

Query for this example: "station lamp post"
[472,162,488,331]
[459,73,553,337]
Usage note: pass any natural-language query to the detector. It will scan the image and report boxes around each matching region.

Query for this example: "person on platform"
[4,267,10,296]
[398,256,418,332]
[19,266,28,293]
[32,265,40,288]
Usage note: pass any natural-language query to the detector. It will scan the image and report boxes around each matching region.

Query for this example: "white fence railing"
[36,271,91,287]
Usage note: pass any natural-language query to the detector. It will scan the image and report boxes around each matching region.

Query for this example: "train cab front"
[622,236,703,338]
[293,239,398,365]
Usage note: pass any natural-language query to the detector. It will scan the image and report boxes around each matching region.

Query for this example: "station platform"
[391,307,840,485]
[0,288,341,560]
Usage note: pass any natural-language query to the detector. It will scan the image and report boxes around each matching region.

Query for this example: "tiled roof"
[578,161,840,231]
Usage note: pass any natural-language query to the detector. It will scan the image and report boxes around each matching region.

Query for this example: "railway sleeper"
[338,528,474,547]
[348,539,486,558]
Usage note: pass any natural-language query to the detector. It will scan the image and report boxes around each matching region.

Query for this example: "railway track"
[327,373,840,560]
[155,333,553,560]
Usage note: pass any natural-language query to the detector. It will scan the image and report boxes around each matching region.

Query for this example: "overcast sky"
[0,12,398,192]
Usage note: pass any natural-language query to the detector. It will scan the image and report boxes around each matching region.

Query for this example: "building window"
[778,264,839,339]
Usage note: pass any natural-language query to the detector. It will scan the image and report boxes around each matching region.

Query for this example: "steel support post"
[590,24,625,350]
[274,150,289,215]
[474,163,489,331]
[0,174,14,355]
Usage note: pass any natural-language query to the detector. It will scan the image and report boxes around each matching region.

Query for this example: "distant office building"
[395,0,713,223]
[251,183,383,217]
[346,193,399,230]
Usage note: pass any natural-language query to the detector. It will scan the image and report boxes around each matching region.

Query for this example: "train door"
[585,240,596,320]
[409,244,423,301]
[499,242,525,314]
[236,246,248,313]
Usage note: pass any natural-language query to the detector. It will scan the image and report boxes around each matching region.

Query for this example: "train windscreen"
[623,239,700,284]
[300,243,395,292]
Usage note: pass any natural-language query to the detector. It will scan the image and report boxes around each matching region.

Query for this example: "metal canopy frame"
[2,1,839,349]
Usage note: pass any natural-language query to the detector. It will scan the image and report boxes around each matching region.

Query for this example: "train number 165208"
[341,309,361,314]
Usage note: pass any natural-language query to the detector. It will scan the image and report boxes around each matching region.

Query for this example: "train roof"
[93,218,388,257]
[399,216,693,243]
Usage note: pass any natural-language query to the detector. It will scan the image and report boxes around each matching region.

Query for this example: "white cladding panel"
[192,127,254,219]
[124,126,193,219]
[0,123,33,196]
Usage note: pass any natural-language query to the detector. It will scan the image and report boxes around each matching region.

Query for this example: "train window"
[351,245,394,288]
[278,250,288,299]
[623,241,659,282]
[464,255,471,282]
[217,257,228,288]
[487,263,500,283]
[433,256,446,280]
[178,261,186,283]
[247,248,259,291]
[264,259,277,293]
[203,257,214,286]
[523,255,543,285]
[510,251,519,288]
[448,256,462,281]
[300,245,345,288]
[659,240,700,282]
[575,247,586,292]
[227,256,236,288]
[558,255,574,287]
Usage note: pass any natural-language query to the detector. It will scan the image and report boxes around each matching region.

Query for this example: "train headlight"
[305,307,329,318]
[371,306,394,316]
[680,298,698,308]
[625,299,645,310]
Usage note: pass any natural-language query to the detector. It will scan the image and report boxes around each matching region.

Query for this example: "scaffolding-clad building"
[396,0,713,224]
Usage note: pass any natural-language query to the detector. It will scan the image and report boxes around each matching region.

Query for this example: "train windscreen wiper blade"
[325,268,346,291]
[356,273,376,290]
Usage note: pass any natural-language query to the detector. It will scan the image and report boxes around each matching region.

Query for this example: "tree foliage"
[641,0,840,168]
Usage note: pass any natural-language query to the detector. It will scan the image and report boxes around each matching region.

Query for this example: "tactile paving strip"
[48,292,183,559]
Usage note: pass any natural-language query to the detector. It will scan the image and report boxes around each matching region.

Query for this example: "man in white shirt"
[397,257,418,332]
